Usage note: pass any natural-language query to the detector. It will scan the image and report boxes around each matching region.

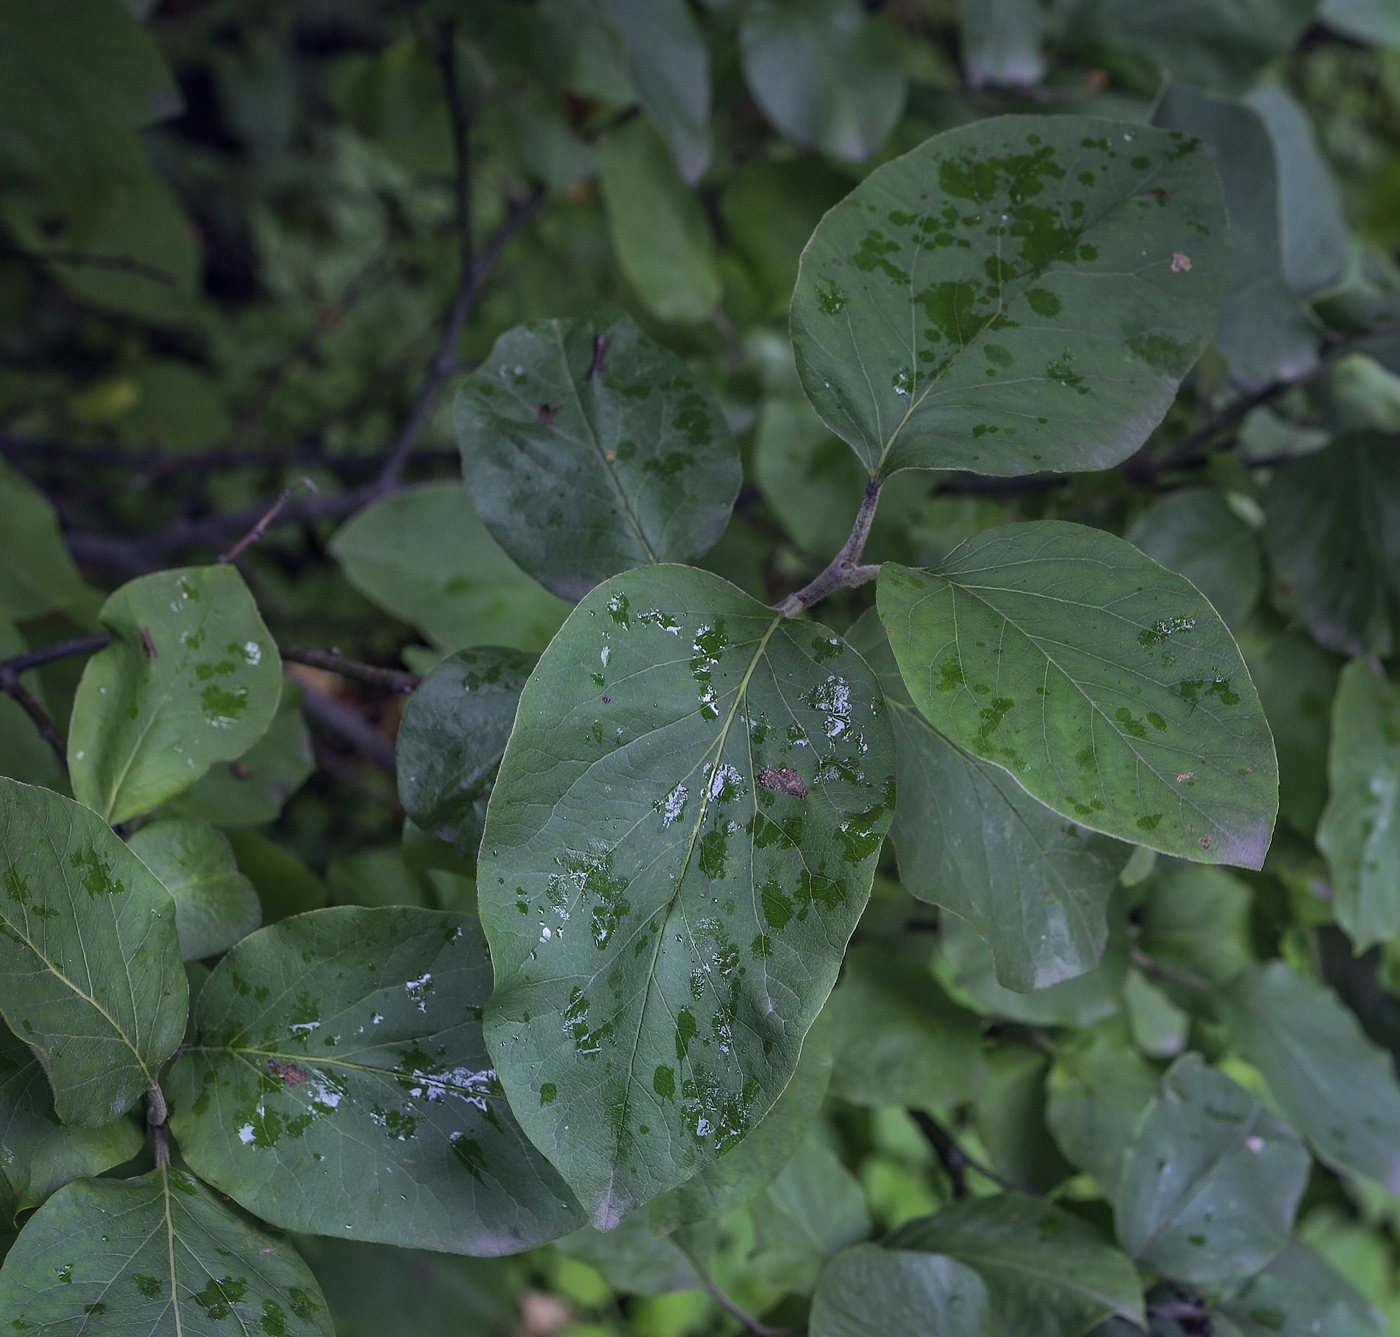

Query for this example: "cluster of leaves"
[7,0,1400,1334]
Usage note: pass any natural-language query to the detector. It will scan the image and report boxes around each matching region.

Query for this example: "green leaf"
[973,1046,1074,1194]
[1321,0,1400,45]
[649,1010,833,1233]
[588,0,710,183]
[1138,865,1256,986]
[479,565,896,1227]
[1156,82,1319,384]
[1265,433,1400,656]
[0,778,186,1126]
[738,0,906,163]
[790,116,1227,479]
[67,566,283,825]
[167,906,583,1255]
[331,482,570,654]
[457,312,740,600]
[1123,969,1191,1059]
[224,831,329,925]
[749,1134,871,1294]
[849,609,1125,991]
[1128,488,1261,629]
[1113,1053,1309,1287]
[0,1023,142,1215]
[888,1193,1145,1334]
[598,118,721,324]
[159,681,314,828]
[811,1244,989,1337]
[557,1212,704,1295]
[1217,1240,1387,1337]
[0,1167,333,1335]
[960,0,1046,88]
[878,522,1279,866]
[127,819,261,962]
[1046,1022,1160,1194]
[0,463,90,621]
[826,944,982,1111]
[1221,961,1400,1193]
[1318,659,1400,949]
[397,647,535,860]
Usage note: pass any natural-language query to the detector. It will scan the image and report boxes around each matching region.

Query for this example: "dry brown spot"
[758,767,808,798]
[1199,835,1212,851]
[536,401,560,427]
[1177,771,1194,783]
[584,333,610,382]
[229,761,251,781]
[139,626,158,660]
[1171,252,1192,272]
[605,451,617,462]
[267,1060,308,1087]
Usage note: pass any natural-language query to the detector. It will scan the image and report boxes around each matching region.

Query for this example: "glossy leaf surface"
[68,565,282,825]
[0,1168,333,1335]
[128,819,261,962]
[0,779,186,1126]
[457,312,740,600]
[479,565,895,1226]
[878,522,1278,866]
[888,1194,1145,1334]
[1217,1241,1387,1337]
[791,116,1227,479]
[810,1244,988,1337]
[1113,1054,1308,1287]
[169,906,582,1254]
[1221,962,1400,1193]
[849,610,1124,990]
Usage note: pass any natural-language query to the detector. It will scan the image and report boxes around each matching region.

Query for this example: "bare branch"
[281,646,420,694]
[217,477,317,564]
[775,478,883,617]
[297,680,398,774]
[5,244,178,286]
[1130,945,1216,993]
[909,1109,1017,1196]
[696,1278,801,1337]
[0,674,69,774]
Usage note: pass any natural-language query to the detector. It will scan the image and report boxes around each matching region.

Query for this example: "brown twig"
[696,1278,801,1337]
[909,1109,1017,1197]
[280,646,420,694]
[774,478,883,617]
[217,477,317,564]
[296,680,397,774]
[1,676,69,773]
[434,18,474,278]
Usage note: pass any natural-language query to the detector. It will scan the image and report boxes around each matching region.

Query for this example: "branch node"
[775,478,883,617]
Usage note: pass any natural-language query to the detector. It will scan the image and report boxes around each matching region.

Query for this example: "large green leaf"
[128,819,261,962]
[1113,1053,1308,1287]
[167,906,583,1255]
[1217,1240,1387,1337]
[0,1167,333,1335]
[738,0,906,163]
[888,1194,1145,1335]
[790,116,1227,479]
[1221,962,1400,1193]
[67,565,283,825]
[330,483,570,654]
[1317,659,1400,949]
[810,1245,989,1337]
[457,312,740,601]
[1137,865,1256,986]
[0,1023,142,1215]
[878,522,1278,866]
[397,647,536,860]
[849,610,1125,990]
[0,779,186,1126]
[0,463,90,621]
[479,565,896,1226]
[1264,434,1400,656]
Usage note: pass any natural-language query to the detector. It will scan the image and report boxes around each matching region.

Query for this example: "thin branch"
[0,632,112,678]
[296,680,398,774]
[280,646,420,694]
[909,1109,1017,1197]
[0,676,68,773]
[1130,945,1216,993]
[434,18,474,278]
[6,244,178,286]
[775,478,883,617]
[217,477,316,564]
[696,1278,801,1337]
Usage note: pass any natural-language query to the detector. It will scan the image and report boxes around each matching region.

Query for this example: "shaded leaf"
[0,1167,332,1335]
[973,1046,1074,1194]
[479,565,895,1227]
[0,463,90,621]
[961,0,1047,88]
[457,312,740,600]
[128,819,261,962]
[739,0,906,163]
[1114,1053,1308,1287]
[1321,0,1400,45]
[849,609,1125,991]
[0,778,186,1126]
[224,831,329,926]
[791,116,1227,478]
[878,522,1278,866]
[1318,659,1400,950]
[1221,961,1400,1193]
[1218,1239,1387,1337]
[67,565,282,825]
[167,906,583,1255]
[330,482,570,653]
[1138,865,1256,985]
[810,1244,989,1337]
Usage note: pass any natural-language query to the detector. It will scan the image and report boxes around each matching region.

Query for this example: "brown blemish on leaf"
[584,333,610,382]
[230,761,251,780]
[267,1060,308,1087]
[140,627,158,660]
[1177,771,1194,782]
[758,767,808,798]
[536,402,560,427]
[1199,835,1212,850]
[1171,252,1192,272]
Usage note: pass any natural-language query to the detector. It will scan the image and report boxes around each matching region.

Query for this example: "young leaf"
[1113,1053,1308,1287]
[127,819,261,962]
[167,906,583,1255]
[397,647,536,859]
[887,1193,1145,1333]
[0,1167,333,1335]
[0,778,186,1126]
[457,312,741,601]
[67,565,282,825]
[0,1024,142,1215]
[1318,659,1400,950]
[790,116,1227,479]
[330,482,569,653]
[1221,962,1400,1193]
[848,610,1125,990]
[738,0,906,163]
[478,565,896,1227]
[1216,1239,1387,1337]
[810,1244,989,1337]
[878,522,1279,866]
